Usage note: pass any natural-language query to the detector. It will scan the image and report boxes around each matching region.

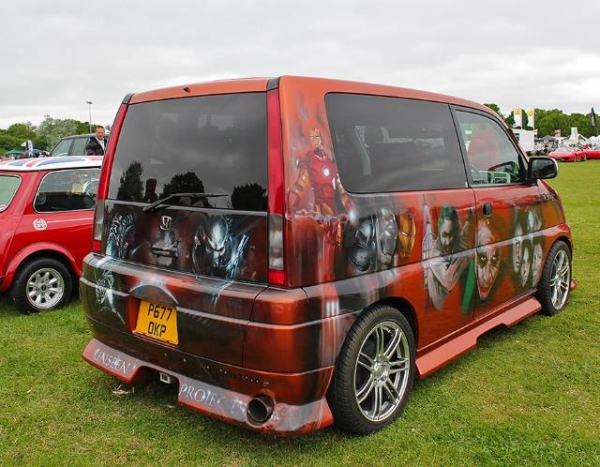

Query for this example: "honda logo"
[160,216,172,231]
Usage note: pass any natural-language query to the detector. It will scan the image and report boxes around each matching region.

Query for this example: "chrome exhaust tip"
[247,395,274,424]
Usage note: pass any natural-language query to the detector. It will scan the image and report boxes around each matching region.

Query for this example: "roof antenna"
[183,86,190,93]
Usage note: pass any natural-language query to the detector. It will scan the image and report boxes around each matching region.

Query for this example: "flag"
[591,107,597,129]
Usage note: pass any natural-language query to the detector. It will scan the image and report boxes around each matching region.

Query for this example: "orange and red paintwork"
[81,76,574,436]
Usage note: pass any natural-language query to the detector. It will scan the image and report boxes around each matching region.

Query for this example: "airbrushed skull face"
[207,217,229,258]
[476,221,500,300]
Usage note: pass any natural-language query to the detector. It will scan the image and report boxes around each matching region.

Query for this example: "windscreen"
[109,92,268,211]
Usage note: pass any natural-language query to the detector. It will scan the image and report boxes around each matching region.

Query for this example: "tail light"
[267,88,285,286]
[91,100,129,253]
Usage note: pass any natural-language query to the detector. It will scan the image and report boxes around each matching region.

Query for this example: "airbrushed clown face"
[511,223,524,276]
[531,241,543,286]
[476,220,500,300]
[520,242,532,287]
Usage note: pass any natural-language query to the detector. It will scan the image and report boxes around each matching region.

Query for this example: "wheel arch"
[368,296,419,347]
[2,246,78,292]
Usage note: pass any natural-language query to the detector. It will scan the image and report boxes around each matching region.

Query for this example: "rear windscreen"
[0,175,20,212]
[109,92,268,211]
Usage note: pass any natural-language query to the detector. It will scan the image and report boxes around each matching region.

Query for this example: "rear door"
[453,109,543,318]
[95,92,269,365]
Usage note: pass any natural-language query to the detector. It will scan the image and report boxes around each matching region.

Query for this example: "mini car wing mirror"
[528,157,558,180]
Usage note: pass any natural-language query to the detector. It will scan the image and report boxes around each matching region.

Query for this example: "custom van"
[80,76,574,436]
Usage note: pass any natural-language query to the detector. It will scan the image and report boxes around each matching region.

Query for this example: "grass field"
[1,162,599,466]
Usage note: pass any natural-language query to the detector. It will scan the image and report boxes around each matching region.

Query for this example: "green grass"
[1,162,599,466]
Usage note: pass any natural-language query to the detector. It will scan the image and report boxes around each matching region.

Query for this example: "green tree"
[0,123,44,152]
[484,103,503,119]
[117,162,144,201]
[36,116,90,150]
[505,112,515,128]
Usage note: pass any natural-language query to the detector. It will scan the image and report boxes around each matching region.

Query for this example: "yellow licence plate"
[136,300,179,345]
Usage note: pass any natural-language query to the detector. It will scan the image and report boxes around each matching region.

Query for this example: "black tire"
[9,258,73,314]
[327,305,416,435]
[536,241,571,316]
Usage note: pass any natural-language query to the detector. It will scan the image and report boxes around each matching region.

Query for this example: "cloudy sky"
[2,0,599,129]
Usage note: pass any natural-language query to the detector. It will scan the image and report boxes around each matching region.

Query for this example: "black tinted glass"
[326,94,466,192]
[109,92,268,211]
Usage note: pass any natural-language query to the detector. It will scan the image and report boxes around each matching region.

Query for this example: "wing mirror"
[528,157,558,180]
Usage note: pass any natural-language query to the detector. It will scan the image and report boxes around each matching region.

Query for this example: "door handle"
[482,203,492,216]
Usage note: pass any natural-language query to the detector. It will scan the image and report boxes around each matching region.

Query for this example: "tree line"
[484,104,598,138]
[1,106,598,154]
[0,115,109,153]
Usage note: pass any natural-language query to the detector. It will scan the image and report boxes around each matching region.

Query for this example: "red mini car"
[548,146,587,162]
[0,156,102,313]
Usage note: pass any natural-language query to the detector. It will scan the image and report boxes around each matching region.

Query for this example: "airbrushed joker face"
[476,220,500,300]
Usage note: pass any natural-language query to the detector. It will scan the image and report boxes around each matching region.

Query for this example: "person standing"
[86,126,107,155]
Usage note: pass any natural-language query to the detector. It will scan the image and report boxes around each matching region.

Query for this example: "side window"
[454,110,525,185]
[50,139,73,157]
[35,168,100,212]
[326,94,467,192]
[71,137,89,155]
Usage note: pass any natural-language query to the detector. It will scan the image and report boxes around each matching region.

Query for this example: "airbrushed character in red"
[288,128,355,280]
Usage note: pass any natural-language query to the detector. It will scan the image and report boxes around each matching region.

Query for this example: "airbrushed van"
[80,76,574,436]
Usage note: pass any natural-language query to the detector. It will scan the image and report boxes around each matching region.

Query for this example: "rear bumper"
[82,333,334,437]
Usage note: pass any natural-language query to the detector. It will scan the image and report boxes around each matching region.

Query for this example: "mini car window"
[0,175,21,212]
[455,110,525,185]
[109,93,268,211]
[51,138,73,157]
[72,137,89,155]
[325,94,467,192]
[35,168,101,212]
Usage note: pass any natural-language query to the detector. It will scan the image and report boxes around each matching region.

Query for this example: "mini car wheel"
[328,305,415,434]
[10,258,73,314]
[536,241,571,316]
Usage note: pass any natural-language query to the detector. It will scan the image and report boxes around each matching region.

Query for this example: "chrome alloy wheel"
[26,267,65,311]
[550,249,570,311]
[353,321,411,422]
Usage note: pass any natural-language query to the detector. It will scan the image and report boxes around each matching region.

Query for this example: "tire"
[327,305,416,435]
[536,241,571,316]
[9,258,73,314]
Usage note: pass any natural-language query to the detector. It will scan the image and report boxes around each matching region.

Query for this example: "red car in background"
[0,156,102,313]
[548,145,588,162]
[583,145,600,160]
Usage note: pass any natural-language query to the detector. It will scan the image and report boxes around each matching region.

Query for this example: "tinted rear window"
[0,175,21,211]
[109,92,268,211]
[326,94,467,192]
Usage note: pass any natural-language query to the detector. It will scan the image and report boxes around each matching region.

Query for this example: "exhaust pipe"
[247,395,274,424]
